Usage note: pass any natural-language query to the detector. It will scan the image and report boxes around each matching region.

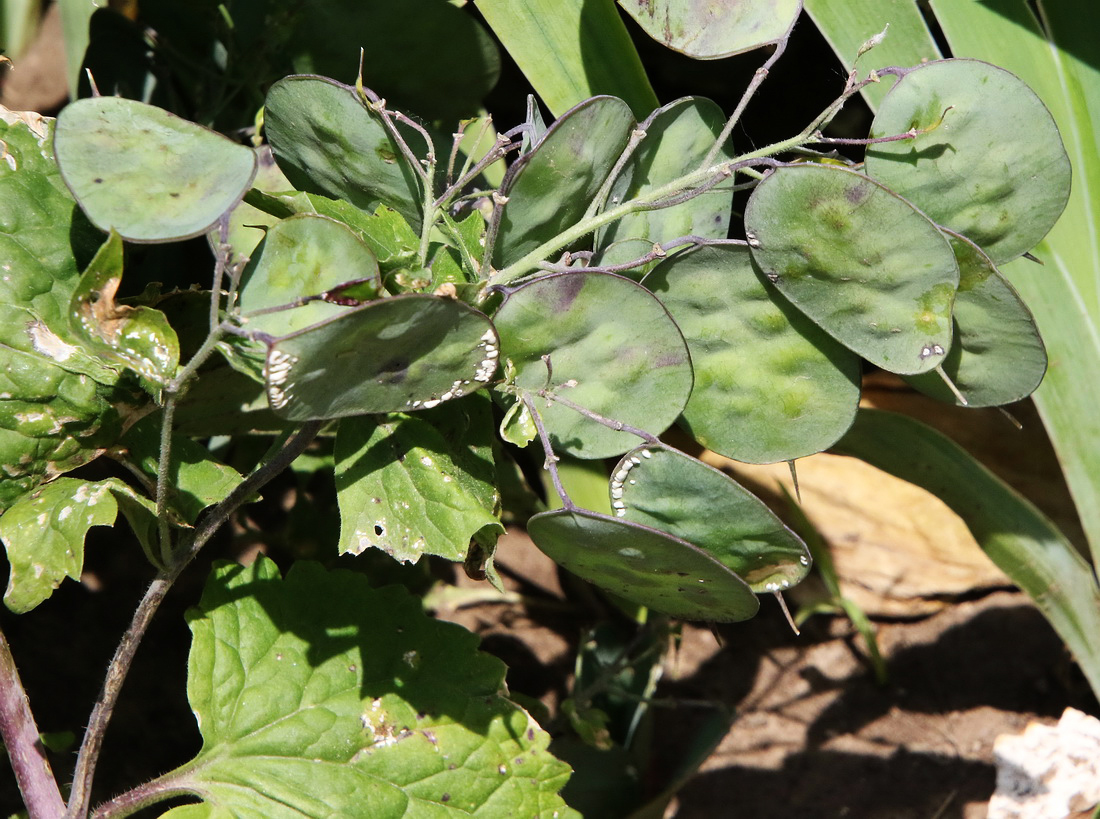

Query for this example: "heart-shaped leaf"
[745,163,959,375]
[528,507,759,622]
[54,96,257,242]
[643,244,860,463]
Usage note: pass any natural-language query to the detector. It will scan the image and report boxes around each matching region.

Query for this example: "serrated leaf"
[334,404,501,563]
[598,97,736,259]
[493,96,636,268]
[611,445,810,593]
[69,231,180,385]
[156,557,575,817]
[0,477,155,612]
[264,295,498,421]
[237,214,381,336]
[492,271,693,459]
[121,414,245,524]
[54,96,257,243]
[618,0,800,59]
[864,59,1070,265]
[904,230,1046,407]
[745,163,959,375]
[527,507,759,622]
[643,244,860,463]
[264,76,423,233]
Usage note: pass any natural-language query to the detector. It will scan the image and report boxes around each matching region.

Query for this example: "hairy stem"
[0,628,65,819]
[66,421,323,819]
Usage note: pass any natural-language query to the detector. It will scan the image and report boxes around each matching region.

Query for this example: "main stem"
[0,627,65,818]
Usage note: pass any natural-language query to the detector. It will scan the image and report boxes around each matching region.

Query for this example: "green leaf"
[527,507,759,622]
[745,163,959,375]
[617,0,800,59]
[598,97,736,255]
[264,76,424,233]
[611,444,810,593]
[493,96,636,268]
[643,244,860,463]
[476,0,658,118]
[492,272,693,459]
[919,0,1100,571]
[864,58,1071,265]
[68,231,180,386]
[237,214,381,336]
[904,230,1046,407]
[53,96,257,242]
[120,414,244,524]
[803,0,943,111]
[833,409,1100,700]
[264,295,498,421]
[334,404,502,563]
[0,477,155,613]
[158,557,575,817]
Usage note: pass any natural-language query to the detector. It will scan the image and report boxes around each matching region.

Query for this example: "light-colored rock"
[988,707,1100,818]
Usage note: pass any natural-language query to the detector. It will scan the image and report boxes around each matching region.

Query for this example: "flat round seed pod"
[264,295,497,421]
[493,96,635,267]
[905,230,1046,407]
[527,507,759,622]
[643,244,860,463]
[865,59,1070,265]
[55,97,257,243]
[492,271,693,459]
[610,444,810,593]
[745,163,959,375]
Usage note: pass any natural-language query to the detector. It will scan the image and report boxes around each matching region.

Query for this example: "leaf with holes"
[54,96,257,242]
[151,557,576,817]
[643,244,860,463]
[237,214,380,337]
[264,76,423,233]
[864,59,1070,265]
[334,401,501,563]
[264,295,498,421]
[598,97,736,260]
[493,96,635,268]
[0,477,155,613]
[492,271,693,459]
[68,231,179,386]
[610,445,810,593]
[617,0,800,58]
[528,508,759,622]
[905,230,1046,407]
[745,163,959,375]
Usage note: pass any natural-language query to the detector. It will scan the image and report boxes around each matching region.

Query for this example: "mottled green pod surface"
[611,444,811,593]
[905,230,1045,407]
[237,214,380,336]
[492,271,693,459]
[865,59,1070,265]
[264,76,423,233]
[265,295,498,421]
[54,97,257,242]
[493,96,635,267]
[745,164,958,375]
[643,244,860,463]
[528,507,759,622]
[617,0,800,58]
[599,97,735,256]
